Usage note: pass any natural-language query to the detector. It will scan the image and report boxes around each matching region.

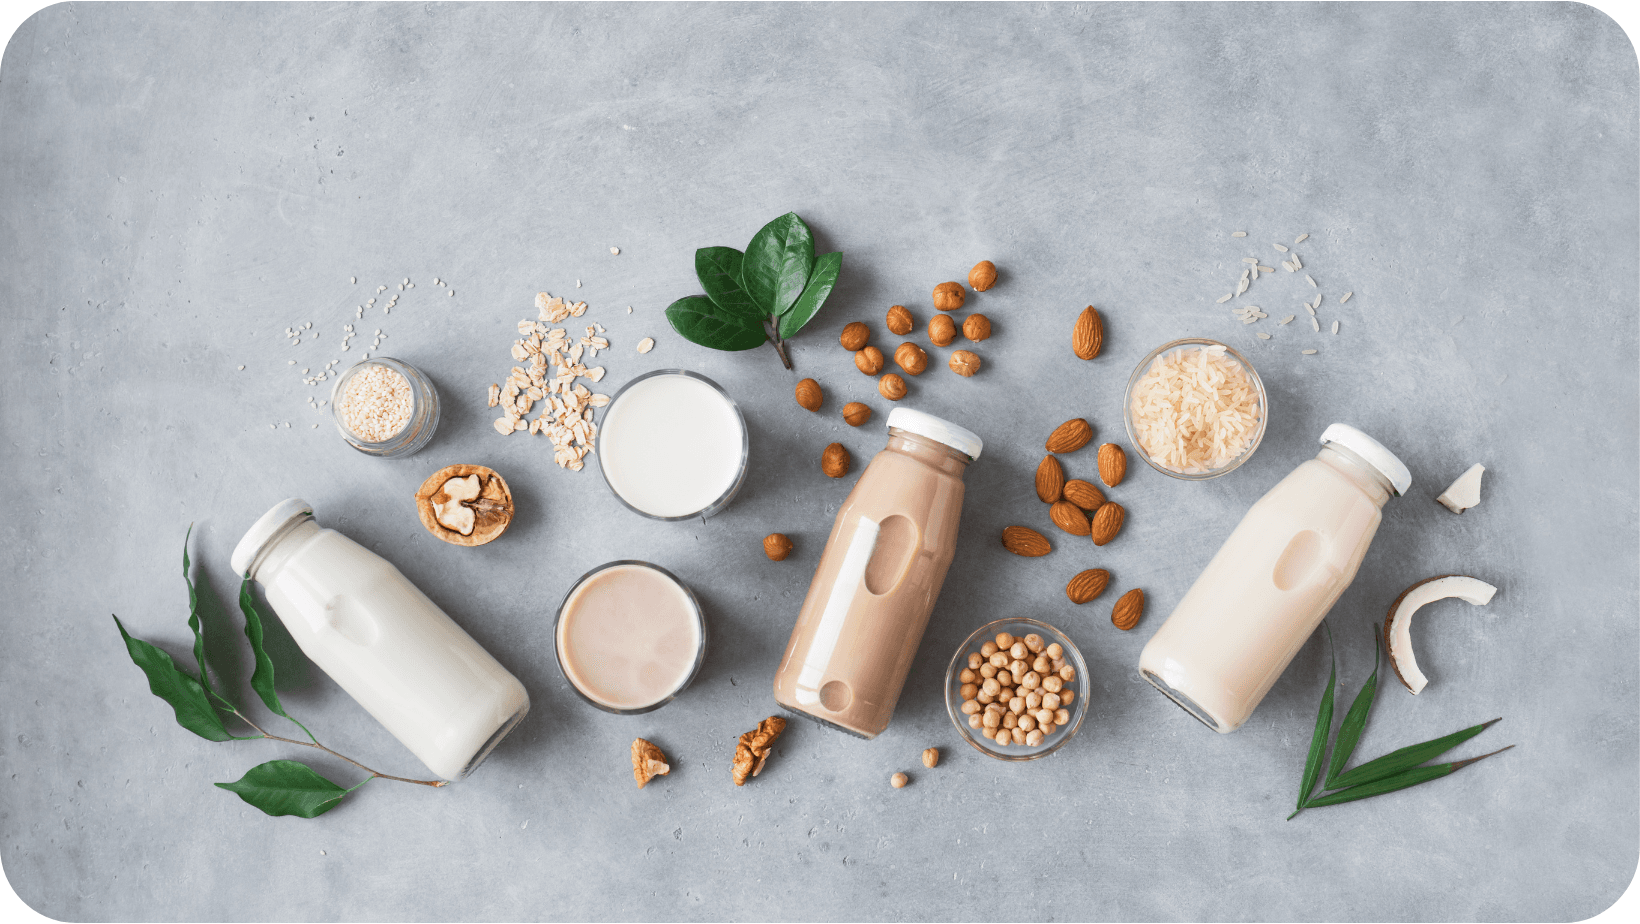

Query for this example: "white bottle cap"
[230,498,314,579]
[1320,424,1411,497]
[886,408,983,461]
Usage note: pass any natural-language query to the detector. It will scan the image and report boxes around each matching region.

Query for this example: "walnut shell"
[822,443,851,478]
[795,378,823,412]
[963,314,992,342]
[932,281,966,311]
[886,304,914,336]
[842,402,872,427]
[968,261,998,292]
[414,464,514,547]
[878,373,907,401]
[855,345,885,376]
[839,322,870,352]
[928,314,957,347]
[948,350,981,377]
[894,342,929,376]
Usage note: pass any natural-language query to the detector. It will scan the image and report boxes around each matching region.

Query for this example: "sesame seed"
[288,360,296,365]
[611,247,620,255]
[449,290,454,297]
[576,280,582,287]
[351,277,356,284]
[237,365,245,371]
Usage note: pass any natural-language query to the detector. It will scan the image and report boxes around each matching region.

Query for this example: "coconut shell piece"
[414,464,514,547]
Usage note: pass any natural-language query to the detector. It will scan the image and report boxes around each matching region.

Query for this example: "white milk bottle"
[1138,424,1411,733]
[232,498,530,780]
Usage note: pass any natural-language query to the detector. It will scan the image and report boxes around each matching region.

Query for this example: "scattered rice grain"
[1341,291,1353,303]
[1306,275,1317,288]
[1311,317,1321,332]
[1295,233,1309,244]
[1232,231,1247,237]
[1302,349,1317,355]
[1257,333,1271,340]
[1217,293,1233,304]
[1332,320,1340,334]
[1273,243,1289,252]
[1242,257,1259,264]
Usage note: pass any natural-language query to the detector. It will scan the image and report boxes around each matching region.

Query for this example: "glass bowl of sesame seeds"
[331,357,441,458]
[1123,338,1267,480]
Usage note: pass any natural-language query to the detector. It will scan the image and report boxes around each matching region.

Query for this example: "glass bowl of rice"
[1122,338,1267,480]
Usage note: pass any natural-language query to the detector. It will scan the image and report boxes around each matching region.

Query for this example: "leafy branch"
[1289,622,1512,820]
[665,212,842,370]
[113,528,444,819]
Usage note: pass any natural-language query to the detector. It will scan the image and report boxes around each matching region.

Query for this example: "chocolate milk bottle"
[774,409,983,738]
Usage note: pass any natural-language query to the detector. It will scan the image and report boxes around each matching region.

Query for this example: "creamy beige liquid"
[557,563,703,712]
[1138,444,1394,732]
[774,429,971,738]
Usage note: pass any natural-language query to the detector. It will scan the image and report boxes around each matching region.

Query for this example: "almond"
[1066,568,1111,604]
[1063,479,1106,511]
[822,443,851,478]
[839,322,870,351]
[886,304,913,336]
[1001,526,1051,557]
[1072,306,1103,360]
[1050,501,1091,537]
[763,533,794,561]
[1089,502,1125,546]
[855,345,885,376]
[795,378,823,412]
[1035,455,1065,504]
[842,402,872,427]
[1098,443,1127,487]
[1110,588,1145,631]
[1045,418,1094,454]
[928,314,957,346]
[894,342,928,376]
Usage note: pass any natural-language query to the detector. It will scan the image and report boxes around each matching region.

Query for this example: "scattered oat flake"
[1231,231,1247,237]
[1295,233,1309,244]
[1272,243,1289,252]
[1302,349,1317,355]
[637,337,655,354]
[1341,291,1353,303]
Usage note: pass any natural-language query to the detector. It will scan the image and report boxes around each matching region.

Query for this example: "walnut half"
[413,464,515,547]
[732,716,786,786]
[632,738,671,789]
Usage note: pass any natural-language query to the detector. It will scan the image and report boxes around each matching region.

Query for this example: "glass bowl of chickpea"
[944,618,1089,761]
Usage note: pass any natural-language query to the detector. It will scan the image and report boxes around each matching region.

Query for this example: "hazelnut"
[1008,696,1025,714]
[878,373,907,401]
[928,314,957,347]
[1019,714,1037,732]
[891,772,909,789]
[821,443,851,478]
[932,281,966,311]
[894,342,929,376]
[839,321,870,351]
[842,402,872,427]
[886,304,914,336]
[763,533,794,561]
[855,345,885,375]
[795,378,823,412]
[1060,689,1075,705]
[922,747,939,769]
[948,350,982,377]
[1033,654,1051,673]
[968,260,998,292]
[963,313,992,342]
[989,652,1008,668]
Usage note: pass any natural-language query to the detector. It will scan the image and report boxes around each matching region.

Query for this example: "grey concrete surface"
[1,2,1636,921]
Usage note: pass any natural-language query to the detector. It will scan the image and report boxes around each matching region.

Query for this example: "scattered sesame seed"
[302,368,310,374]
[610,247,620,255]
[384,307,389,314]
[312,424,319,428]
[576,279,582,287]
[351,277,356,284]
[288,360,296,365]
[449,290,454,297]
[270,424,276,430]
[627,306,633,313]
[237,365,245,371]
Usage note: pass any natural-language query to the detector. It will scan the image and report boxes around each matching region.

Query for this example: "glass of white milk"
[596,370,748,520]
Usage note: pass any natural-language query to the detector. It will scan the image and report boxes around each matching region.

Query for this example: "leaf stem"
[226,708,446,788]
[764,318,793,370]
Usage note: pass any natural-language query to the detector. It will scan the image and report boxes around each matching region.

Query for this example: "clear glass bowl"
[1122,338,1267,480]
[944,617,1089,761]
[596,369,749,521]
[553,560,708,715]
[329,357,440,458]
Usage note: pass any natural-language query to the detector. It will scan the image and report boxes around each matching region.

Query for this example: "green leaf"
[1327,718,1502,791]
[240,580,316,742]
[778,251,841,340]
[665,295,769,352]
[1300,746,1513,810]
[181,525,213,697]
[215,759,358,818]
[1290,624,1336,820]
[741,212,815,317]
[113,615,235,742]
[694,247,766,322]
[1325,624,1381,788]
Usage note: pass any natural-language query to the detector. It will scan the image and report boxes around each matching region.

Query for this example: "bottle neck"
[1316,445,1393,507]
[248,517,322,582]
[886,429,972,477]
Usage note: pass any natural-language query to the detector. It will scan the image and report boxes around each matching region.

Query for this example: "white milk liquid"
[599,373,744,518]
[557,563,702,711]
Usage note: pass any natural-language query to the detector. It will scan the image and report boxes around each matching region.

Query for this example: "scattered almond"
[1063,479,1106,511]
[855,345,885,375]
[963,314,991,342]
[795,378,823,412]
[821,443,851,478]
[1097,443,1127,487]
[1066,569,1111,604]
[1001,526,1052,557]
[948,350,981,377]
[894,342,929,376]
[1072,306,1104,360]
[842,402,872,427]
[928,314,957,347]
[1046,418,1094,454]
[1050,500,1091,537]
[932,281,966,311]
[968,260,998,292]
[840,322,870,351]
[878,373,907,400]
[1035,455,1065,504]
[763,533,794,561]
[1110,588,1145,630]
[1090,502,1125,546]
[886,304,914,336]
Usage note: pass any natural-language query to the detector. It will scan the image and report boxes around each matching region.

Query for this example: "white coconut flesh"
[1384,575,1498,695]
[1436,463,1486,513]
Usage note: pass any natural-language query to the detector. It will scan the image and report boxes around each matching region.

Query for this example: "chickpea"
[980,641,999,657]
[1019,714,1037,732]
[1024,633,1045,654]
[976,690,995,705]
[1032,654,1051,674]
[1035,708,1054,725]
[1009,642,1028,660]
[961,699,981,715]
[982,710,1001,729]
[995,632,1015,649]
[979,663,997,679]
[960,683,978,699]
[981,726,997,740]
[1010,727,1027,745]
[1055,708,1071,725]
[1003,712,1018,730]
[1059,666,1076,683]
[1021,671,1041,691]
[1051,658,1065,673]
[1025,691,1043,710]
[981,677,1000,697]
[1039,721,1055,736]
[969,713,983,728]
[997,671,1013,689]
[1008,696,1025,714]
[1042,675,1063,694]
[989,651,1009,669]
[1042,692,1061,711]
[1060,689,1075,704]
[1046,642,1064,660]
[968,652,984,670]
[1008,659,1026,675]
[1025,729,1045,746]
[923,747,939,769]
[892,772,909,789]
[960,668,977,684]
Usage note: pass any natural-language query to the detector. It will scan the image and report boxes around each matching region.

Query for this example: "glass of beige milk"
[554,561,707,714]
[596,370,748,520]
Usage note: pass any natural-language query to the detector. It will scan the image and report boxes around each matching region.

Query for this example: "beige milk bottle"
[774,409,982,738]
[1138,424,1411,733]
[232,499,530,780]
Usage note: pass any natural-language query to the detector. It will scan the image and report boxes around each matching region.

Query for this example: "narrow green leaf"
[215,760,351,818]
[181,525,213,697]
[1290,624,1336,820]
[240,580,316,742]
[1301,745,1512,810]
[778,251,842,340]
[1327,718,1502,791]
[1325,624,1381,788]
[665,295,769,352]
[741,212,815,317]
[694,247,766,322]
[113,615,234,742]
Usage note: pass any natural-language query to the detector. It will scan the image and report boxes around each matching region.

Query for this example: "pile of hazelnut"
[957,631,1076,748]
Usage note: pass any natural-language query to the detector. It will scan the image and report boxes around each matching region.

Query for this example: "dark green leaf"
[1327,718,1502,791]
[1301,746,1511,810]
[741,212,815,317]
[695,247,765,322]
[240,580,316,742]
[113,615,234,742]
[182,525,213,697]
[665,295,768,352]
[1289,624,1336,820]
[1325,624,1381,788]
[778,251,842,340]
[215,760,357,818]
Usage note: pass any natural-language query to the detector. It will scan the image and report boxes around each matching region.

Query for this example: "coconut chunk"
[1384,575,1499,695]
[1436,463,1486,513]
